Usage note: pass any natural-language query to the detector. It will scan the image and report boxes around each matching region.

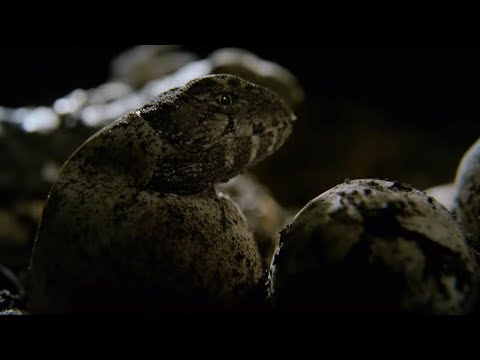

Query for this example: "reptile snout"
[253,123,266,135]
[285,101,297,123]
[274,92,297,124]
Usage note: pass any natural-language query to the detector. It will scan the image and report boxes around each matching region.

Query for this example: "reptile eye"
[218,93,233,106]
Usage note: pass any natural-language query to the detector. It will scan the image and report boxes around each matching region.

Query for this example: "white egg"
[452,137,480,256]
[424,183,455,212]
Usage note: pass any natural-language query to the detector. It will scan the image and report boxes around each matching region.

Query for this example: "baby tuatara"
[27,74,296,314]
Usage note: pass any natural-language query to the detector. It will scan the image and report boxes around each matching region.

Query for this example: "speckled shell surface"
[268,179,477,314]
[27,74,296,314]
[29,186,262,314]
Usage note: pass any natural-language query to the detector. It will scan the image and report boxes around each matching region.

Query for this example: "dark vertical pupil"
[219,94,233,106]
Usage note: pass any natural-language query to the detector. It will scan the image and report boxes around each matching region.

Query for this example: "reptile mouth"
[252,123,266,135]
[249,122,291,137]
[251,116,295,136]
[202,123,292,153]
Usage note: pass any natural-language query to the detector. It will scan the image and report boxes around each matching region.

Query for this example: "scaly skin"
[0,47,303,199]
[27,74,296,314]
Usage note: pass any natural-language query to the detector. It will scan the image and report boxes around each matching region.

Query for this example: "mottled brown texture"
[139,74,295,194]
[0,47,303,199]
[30,189,261,313]
[208,48,304,108]
[268,179,477,315]
[28,74,296,314]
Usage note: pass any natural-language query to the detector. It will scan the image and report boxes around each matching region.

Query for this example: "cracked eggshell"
[216,174,294,271]
[267,179,477,315]
[28,192,263,314]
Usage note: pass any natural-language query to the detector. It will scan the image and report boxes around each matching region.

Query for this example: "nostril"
[253,123,266,135]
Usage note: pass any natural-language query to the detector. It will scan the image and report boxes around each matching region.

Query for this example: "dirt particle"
[389,181,414,192]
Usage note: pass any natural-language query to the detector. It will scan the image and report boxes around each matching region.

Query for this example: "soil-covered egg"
[267,179,478,314]
[27,74,296,314]
[216,174,295,271]
[29,192,262,314]
[452,137,480,254]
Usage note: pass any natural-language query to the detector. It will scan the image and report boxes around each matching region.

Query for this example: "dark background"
[1,45,479,209]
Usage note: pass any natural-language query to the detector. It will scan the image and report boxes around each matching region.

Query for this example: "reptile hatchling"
[27,74,297,314]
